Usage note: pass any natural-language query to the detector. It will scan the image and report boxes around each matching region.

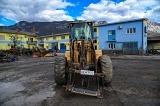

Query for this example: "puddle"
[0,81,25,97]
[24,86,55,105]
[0,81,55,106]
[0,81,25,105]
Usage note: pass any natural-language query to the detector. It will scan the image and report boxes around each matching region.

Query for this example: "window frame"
[61,35,65,39]
[0,35,5,40]
[126,28,136,34]
[108,43,116,49]
[94,28,97,32]
[108,30,115,35]
[53,36,56,40]
[28,38,33,42]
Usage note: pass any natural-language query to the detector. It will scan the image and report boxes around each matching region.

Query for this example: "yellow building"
[0,29,37,50]
[38,27,99,53]
[38,33,70,53]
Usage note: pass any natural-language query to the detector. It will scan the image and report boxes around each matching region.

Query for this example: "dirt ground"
[0,55,160,106]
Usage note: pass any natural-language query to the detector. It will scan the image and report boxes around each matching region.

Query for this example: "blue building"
[95,18,148,55]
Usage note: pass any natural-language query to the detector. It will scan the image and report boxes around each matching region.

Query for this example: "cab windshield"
[70,23,93,40]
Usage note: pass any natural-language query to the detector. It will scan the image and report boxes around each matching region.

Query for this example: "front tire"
[54,56,67,85]
[98,55,113,86]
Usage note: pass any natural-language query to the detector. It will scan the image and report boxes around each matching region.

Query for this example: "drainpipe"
[142,20,143,55]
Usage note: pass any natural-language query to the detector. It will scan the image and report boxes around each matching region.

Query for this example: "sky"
[0,0,160,26]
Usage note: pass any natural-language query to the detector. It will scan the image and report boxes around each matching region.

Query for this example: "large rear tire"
[54,56,67,85]
[98,55,113,86]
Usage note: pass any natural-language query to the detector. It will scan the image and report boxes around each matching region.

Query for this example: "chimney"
[31,26,35,33]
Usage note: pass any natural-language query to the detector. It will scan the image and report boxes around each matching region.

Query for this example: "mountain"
[0,21,71,37]
[148,22,160,37]
[0,21,160,37]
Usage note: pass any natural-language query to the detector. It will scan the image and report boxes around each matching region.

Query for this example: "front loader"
[53,21,113,98]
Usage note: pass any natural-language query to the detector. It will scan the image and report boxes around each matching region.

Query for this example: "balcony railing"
[27,41,37,44]
[38,41,44,44]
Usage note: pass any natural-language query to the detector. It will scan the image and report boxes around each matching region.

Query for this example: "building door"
[52,42,58,52]
[122,42,138,54]
[60,43,66,53]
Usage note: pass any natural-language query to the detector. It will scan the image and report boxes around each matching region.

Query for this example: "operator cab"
[70,21,93,40]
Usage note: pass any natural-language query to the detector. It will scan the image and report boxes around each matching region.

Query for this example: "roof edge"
[39,32,69,38]
[94,18,148,27]
[0,29,37,36]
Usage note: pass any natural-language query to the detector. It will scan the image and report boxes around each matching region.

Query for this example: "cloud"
[77,0,160,22]
[0,23,4,26]
[0,0,74,22]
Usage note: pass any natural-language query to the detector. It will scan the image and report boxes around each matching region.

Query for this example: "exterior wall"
[0,43,10,50]
[0,32,12,50]
[43,34,70,51]
[98,19,147,54]
[0,32,37,50]
[43,43,48,49]
[26,35,38,49]
[143,20,148,54]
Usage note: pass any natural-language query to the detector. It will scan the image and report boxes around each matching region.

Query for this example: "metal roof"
[148,36,160,40]
[70,20,95,24]
[94,18,148,27]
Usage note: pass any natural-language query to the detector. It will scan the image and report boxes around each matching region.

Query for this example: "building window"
[108,43,115,49]
[0,35,5,40]
[94,28,97,32]
[108,30,115,35]
[126,28,136,34]
[95,46,97,50]
[93,40,97,43]
[39,38,44,43]
[28,38,33,42]
[53,36,56,40]
[46,37,49,41]
[61,35,65,39]
[20,37,24,41]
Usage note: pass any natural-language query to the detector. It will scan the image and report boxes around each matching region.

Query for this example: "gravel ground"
[0,55,160,106]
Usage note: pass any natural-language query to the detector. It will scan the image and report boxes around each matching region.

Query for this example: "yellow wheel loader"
[53,21,113,98]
